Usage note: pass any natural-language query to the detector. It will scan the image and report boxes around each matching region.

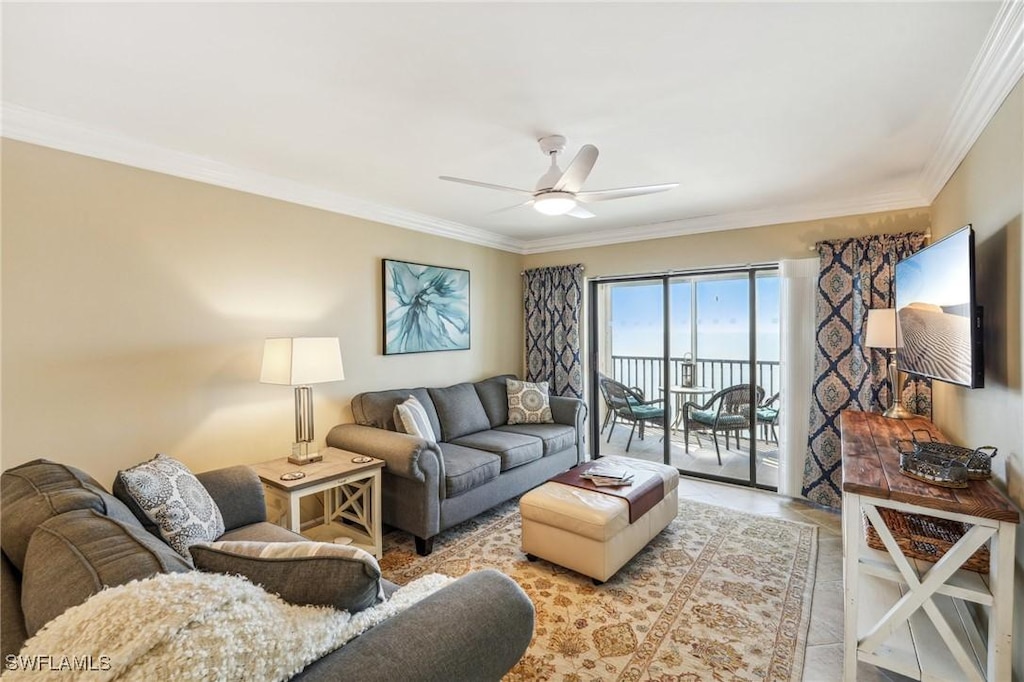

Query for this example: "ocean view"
[608,277,781,361]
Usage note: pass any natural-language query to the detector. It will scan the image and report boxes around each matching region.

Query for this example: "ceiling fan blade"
[567,205,595,219]
[487,199,534,215]
[439,176,533,195]
[552,144,599,193]
[576,183,679,203]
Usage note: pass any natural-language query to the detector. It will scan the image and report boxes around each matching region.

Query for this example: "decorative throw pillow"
[507,379,554,425]
[189,540,384,613]
[394,395,437,443]
[117,454,225,558]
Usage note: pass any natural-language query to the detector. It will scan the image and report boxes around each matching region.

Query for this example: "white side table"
[251,447,385,558]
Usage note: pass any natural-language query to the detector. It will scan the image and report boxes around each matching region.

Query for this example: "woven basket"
[863,507,990,574]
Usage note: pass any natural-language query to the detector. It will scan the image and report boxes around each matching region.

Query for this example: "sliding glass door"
[589,266,779,490]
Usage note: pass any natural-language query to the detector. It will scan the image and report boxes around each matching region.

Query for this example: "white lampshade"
[260,337,345,386]
[864,309,903,349]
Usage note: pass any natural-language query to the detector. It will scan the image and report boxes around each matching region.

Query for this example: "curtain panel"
[802,232,931,508]
[523,265,584,398]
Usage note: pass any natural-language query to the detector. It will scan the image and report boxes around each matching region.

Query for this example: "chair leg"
[600,409,611,434]
[712,432,722,465]
[626,422,637,451]
[607,416,616,442]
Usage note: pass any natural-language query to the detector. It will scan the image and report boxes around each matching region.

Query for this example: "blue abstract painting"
[383,259,470,354]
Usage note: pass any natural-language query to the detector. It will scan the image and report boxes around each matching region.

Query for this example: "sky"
[895,227,971,311]
[608,275,780,361]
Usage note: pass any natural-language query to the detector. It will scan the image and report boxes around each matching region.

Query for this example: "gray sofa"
[1,459,534,681]
[326,374,587,555]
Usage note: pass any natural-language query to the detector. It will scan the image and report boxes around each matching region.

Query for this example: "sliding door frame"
[588,264,778,491]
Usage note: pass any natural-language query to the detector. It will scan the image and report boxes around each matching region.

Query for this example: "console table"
[841,410,1018,681]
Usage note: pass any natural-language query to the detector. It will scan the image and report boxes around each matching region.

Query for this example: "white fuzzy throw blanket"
[9,571,453,681]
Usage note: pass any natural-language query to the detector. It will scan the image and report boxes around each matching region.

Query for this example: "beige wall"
[523,208,931,276]
[930,78,1024,678]
[0,140,523,486]
[931,79,1023,490]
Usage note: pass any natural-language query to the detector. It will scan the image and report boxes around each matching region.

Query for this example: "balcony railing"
[608,354,781,402]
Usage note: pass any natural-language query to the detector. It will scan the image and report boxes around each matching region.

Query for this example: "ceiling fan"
[439,135,678,219]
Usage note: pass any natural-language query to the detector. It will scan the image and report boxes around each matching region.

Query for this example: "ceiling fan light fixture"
[533,191,576,216]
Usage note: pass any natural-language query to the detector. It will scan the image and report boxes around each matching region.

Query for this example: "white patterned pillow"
[507,379,554,425]
[394,395,437,443]
[117,454,225,558]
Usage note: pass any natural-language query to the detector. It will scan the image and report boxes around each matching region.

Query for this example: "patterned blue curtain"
[802,232,932,508]
[523,265,584,398]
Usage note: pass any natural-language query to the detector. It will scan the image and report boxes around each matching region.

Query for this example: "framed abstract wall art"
[382,259,470,355]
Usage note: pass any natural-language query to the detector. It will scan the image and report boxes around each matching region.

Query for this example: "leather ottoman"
[519,456,679,582]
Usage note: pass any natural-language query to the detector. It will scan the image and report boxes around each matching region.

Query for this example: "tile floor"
[676,476,912,682]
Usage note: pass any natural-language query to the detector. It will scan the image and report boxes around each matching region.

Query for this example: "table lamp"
[261,337,345,464]
[864,309,912,419]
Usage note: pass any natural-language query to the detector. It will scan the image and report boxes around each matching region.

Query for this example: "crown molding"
[519,190,930,254]
[0,104,526,254]
[917,0,1024,201]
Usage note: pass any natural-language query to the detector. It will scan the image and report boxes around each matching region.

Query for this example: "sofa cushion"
[429,383,491,441]
[474,375,515,428]
[218,521,307,543]
[394,395,438,443]
[496,423,577,457]
[1,459,141,572]
[190,540,383,613]
[116,454,225,558]
[451,430,544,472]
[21,509,191,636]
[352,387,442,438]
[438,443,501,498]
[507,379,554,425]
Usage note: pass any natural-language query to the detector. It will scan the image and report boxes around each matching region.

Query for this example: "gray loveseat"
[1,459,534,681]
[326,374,587,555]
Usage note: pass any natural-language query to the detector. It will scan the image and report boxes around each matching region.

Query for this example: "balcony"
[598,354,780,488]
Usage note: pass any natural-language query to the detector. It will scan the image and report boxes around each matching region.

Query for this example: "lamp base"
[287,453,323,465]
[882,403,915,420]
[287,441,322,465]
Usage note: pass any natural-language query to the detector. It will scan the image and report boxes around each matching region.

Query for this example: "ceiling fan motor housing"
[537,134,567,156]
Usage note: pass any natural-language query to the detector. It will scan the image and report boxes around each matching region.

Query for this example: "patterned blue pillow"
[117,454,225,558]
[507,379,554,425]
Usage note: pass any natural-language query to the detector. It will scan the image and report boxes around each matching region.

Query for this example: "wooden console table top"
[840,409,1018,524]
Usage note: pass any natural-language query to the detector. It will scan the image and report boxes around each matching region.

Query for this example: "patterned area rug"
[380,497,818,682]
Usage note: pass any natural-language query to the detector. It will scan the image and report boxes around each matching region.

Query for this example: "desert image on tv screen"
[895,229,973,386]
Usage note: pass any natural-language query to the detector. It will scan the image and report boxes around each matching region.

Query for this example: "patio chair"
[597,373,615,434]
[681,384,765,464]
[599,376,665,452]
[757,392,780,444]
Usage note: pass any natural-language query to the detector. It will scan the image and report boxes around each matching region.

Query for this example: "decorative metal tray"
[907,429,997,480]
[894,440,969,489]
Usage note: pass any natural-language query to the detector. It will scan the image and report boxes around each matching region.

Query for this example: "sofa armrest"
[294,569,534,682]
[550,396,587,464]
[195,466,266,531]
[326,424,444,483]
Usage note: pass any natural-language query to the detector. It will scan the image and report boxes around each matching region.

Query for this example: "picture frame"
[382,259,471,355]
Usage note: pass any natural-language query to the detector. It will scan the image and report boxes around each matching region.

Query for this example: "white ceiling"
[3,3,1021,254]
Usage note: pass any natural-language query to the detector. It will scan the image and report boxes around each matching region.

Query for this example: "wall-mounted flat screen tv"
[894,225,984,388]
